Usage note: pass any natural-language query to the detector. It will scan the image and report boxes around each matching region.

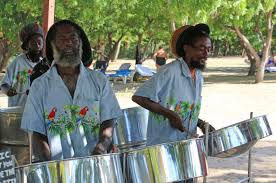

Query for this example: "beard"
[190,58,206,71]
[52,41,82,67]
[27,50,43,63]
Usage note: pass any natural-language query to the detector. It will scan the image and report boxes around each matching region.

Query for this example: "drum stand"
[203,112,254,183]
[203,122,209,183]
[235,112,254,183]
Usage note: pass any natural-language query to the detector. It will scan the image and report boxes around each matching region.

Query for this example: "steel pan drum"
[206,115,272,158]
[113,106,148,150]
[0,106,29,165]
[125,138,207,183]
[15,153,124,183]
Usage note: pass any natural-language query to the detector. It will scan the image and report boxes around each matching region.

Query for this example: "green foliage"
[0,0,274,60]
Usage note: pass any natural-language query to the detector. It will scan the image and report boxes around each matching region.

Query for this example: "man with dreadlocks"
[1,23,44,107]
[132,24,216,182]
[21,20,121,162]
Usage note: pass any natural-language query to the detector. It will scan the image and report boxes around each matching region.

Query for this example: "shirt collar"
[179,57,202,79]
[46,61,88,80]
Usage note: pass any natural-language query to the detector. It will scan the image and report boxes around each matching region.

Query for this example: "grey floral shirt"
[21,63,122,160]
[1,54,37,107]
[134,58,203,145]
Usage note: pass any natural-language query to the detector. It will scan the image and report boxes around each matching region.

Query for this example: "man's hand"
[7,87,17,96]
[167,111,186,132]
[91,120,114,155]
[197,119,216,134]
[92,143,107,155]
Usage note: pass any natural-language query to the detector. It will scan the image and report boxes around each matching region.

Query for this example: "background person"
[1,23,44,107]
[153,46,168,70]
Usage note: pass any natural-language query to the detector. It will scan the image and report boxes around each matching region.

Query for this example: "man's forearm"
[132,95,173,119]
[32,132,51,162]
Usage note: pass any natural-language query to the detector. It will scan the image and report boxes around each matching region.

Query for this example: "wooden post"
[42,0,55,34]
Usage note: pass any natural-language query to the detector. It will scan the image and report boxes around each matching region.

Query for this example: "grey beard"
[51,41,83,67]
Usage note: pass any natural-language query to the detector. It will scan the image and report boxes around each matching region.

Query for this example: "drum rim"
[206,115,268,135]
[15,152,122,169]
[125,138,204,154]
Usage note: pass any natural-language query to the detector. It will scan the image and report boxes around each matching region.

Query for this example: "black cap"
[19,23,44,51]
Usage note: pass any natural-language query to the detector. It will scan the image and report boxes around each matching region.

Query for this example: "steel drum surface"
[15,153,124,183]
[113,106,148,149]
[125,138,208,183]
[0,106,29,165]
[0,106,27,145]
[206,115,272,158]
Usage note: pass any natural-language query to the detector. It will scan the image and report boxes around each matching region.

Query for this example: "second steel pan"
[205,115,272,158]
[15,153,124,183]
[113,106,149,150]
[125,138,208,183]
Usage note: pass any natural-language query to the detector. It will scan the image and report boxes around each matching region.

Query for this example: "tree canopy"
[0,0,275,82]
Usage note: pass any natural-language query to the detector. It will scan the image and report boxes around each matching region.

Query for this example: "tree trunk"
[212,40,219,57]
[109,35,124,62]
[170,21,176,32]
[137,33,143,46]
[247,55,256,76]
[256,10,273,83]
[0,39,10,72]
[234,27,262,81]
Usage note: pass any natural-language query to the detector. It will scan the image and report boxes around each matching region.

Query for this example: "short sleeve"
[99,78,122,122]
[1,59,17,86]
[21,82,46,135]
[133,67,166,103]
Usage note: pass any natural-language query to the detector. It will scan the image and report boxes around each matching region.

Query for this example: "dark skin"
[32,24,114,161]
[1,34,44,97]
[132,36,215,135]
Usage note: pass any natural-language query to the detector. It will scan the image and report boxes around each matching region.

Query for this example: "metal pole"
[203,122,209,183]
[237,112,254,183]
[28,132,32,164]
[248,112,253,183]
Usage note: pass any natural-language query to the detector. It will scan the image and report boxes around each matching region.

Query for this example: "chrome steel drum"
[0,106,29,165]
[113,106,148,150]
[15,153,124,183]
[125,138,207,183]
[206,115,272,158]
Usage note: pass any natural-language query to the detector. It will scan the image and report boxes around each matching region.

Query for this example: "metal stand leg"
[203,123,209,183]
[236,112,253,183]
[28,132,32,164]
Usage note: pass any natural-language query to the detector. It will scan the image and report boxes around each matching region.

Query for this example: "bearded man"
[132,23,216,183]
[133,24,216,144]
[21,20,121,162]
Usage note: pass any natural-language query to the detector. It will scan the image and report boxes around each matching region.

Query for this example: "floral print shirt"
[1,54,37,107]
[134,58,203,145]
[21,63,122,160]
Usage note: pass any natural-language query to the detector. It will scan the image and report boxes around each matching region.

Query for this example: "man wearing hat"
[132,24,215,182]
[1,23,44,107]
[21,20,122,161]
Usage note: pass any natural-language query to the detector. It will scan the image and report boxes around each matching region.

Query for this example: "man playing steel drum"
[1,23,44,107]
[132,23,216,183]
[21,20,121,162]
